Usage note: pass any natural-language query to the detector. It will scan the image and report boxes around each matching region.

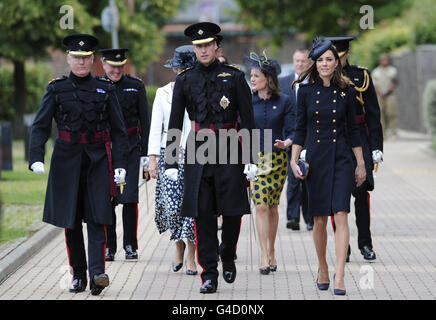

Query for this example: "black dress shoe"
[172,241,186,271]
[286,219,300,231]
[360,246,376,260]
[222,261,237,283]
[105,248,115,262]
[69,277,87,293]
[306,223,314,231]
[90,273,109,296]
[200,280,217,294]
[125,245,138,260]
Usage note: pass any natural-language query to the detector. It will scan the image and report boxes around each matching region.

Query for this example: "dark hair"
[252,68,281,99]
[292,45,351,89]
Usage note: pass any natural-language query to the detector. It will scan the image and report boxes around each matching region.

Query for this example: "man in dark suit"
[99,48,150,262]
[29,34,129,295]
[279,49,314,231]
[165,22,257,294]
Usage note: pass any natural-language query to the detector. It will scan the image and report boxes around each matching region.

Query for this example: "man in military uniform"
[326,36,384,261]
[165,22,257,293]
[99,48,150,261]
[29,34,129,295]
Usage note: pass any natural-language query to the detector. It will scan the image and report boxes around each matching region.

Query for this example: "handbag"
[298,159,309,178]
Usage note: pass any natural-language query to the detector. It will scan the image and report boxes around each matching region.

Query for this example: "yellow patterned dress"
[253,151,288,205]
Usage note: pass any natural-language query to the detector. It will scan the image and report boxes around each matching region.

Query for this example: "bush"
[423,79,436,151]
[146,85,158,114]
[0,62,52,121]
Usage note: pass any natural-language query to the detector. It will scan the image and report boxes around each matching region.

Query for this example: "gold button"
[332,109,336,113]
[333,119,336,123]
[317,139,320,143]
[317,91,320,95]
[316,130,320,133]
[316,120,320,123]
[334,90,337,94]
[333,139,336,142]
[333,99,336,103]
[333,129,337,133]
[316,100,319,104]
[316,111,319,114]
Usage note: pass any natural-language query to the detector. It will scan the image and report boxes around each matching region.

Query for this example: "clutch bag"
[298,159,309,178]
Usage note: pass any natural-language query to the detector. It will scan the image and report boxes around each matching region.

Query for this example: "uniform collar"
[69,71,92,83]
[198,58,219,72]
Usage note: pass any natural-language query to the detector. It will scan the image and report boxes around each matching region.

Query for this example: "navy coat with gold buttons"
[294,77,361,217]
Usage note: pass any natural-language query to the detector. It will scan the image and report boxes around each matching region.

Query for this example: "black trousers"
[331,181,373,250]
[106,202,138,252]
[352,182,372,249]
[64,152,107,280]
[195,164,242,284]
[286,167,312,225]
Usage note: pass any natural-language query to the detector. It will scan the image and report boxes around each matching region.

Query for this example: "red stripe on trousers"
[64,229,72,269]
[103,225,107,271]
[136,204,139,249]
[367,192,371,225]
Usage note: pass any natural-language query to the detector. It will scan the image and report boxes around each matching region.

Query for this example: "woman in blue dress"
[290,38,366,295]
[244,52,295,274]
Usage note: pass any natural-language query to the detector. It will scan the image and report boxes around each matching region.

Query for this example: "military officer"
[326,36,384,261]
[99,48,150,261]
[165,22,257,294]
[29,34,129,295]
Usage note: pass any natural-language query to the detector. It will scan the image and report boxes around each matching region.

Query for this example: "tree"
[0,0,181,138]
[235,0,412,46]
[0,0,97,138]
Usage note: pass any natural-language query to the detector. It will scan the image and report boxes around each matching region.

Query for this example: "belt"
[58,130,117,197]
[355,114,366,124]
[127,126,141,137]
[355,114,369,137]
[194,122,239,133]
[58,130,110,143]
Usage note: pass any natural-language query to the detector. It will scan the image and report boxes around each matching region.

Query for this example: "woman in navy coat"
[244,52,295,274]
[290,38,366,295]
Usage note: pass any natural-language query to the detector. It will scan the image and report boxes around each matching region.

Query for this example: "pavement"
[1,135,436,301]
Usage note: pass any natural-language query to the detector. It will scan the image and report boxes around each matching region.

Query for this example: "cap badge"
[198,29,204,35]
[340,92,346,98]
[79,41,84,46]
[116,54,121,58]
[220,96,230,109]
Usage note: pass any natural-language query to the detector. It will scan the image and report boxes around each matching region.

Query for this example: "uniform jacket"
[344,63,384,191]
[166,59,255,218]
[294,77,361,215]
[29,72,129,228]
[108,74,150,203]
[252,92,295,153]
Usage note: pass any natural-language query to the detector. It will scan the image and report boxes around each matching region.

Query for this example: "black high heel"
[269,259,277,272]
[172,241,186,272]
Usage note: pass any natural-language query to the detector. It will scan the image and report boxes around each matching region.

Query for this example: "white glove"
[114,168,126,185]
[31,162,45,174]
[244,163,258,180]
[140,156,149,170]
[372,150,383,163]
[300,149,307,161]
[165,168,178,181]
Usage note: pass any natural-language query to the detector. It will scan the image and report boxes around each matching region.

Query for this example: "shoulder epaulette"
[225,64,241,71]
[126,74,144,83]
[177,66,193,76]
[48,76,67,84]
[357,65,368,70]
[96,76,113,83]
